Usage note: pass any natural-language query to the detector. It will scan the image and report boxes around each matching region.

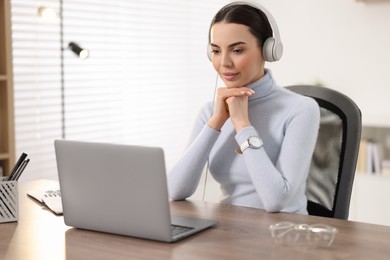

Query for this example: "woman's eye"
[211,49,220,55]
[233,48,244,54]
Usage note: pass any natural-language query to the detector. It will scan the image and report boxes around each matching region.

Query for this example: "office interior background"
[7,0,390,223]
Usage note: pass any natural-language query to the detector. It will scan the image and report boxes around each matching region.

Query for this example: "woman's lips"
[222,72,239,81]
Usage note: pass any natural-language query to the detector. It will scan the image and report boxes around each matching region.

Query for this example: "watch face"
[249,136,262,148]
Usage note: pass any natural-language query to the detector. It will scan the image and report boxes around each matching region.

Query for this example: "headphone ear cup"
[262,37,283,62]
[207,44,212,61]
[262,37,276,62]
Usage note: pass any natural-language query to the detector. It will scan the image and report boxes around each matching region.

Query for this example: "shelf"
[355,172,390,179]
[0,153,9,160]
[0,0,15,177]
[0,153,10,177]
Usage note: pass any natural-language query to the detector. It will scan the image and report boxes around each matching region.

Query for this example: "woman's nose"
[221,53,233,67]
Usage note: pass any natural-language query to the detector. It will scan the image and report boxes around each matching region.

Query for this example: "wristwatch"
[236,136,263,154]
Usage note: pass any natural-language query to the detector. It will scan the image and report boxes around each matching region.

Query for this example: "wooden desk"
[1,180,389,260]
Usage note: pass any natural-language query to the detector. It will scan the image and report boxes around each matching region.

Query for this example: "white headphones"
[207,1,283,62]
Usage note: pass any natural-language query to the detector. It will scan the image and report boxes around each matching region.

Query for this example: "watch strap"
[236,136,263,154]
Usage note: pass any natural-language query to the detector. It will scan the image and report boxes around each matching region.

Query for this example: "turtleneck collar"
[245,69,275,101]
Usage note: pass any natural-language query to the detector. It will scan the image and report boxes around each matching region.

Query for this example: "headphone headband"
[208,1,283,62]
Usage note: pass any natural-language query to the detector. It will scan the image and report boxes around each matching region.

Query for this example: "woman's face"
[210,22,265,88]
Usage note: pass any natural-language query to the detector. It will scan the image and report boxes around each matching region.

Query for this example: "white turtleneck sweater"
[168,71,320,214]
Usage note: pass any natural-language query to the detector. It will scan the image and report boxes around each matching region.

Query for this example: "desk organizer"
[0,178,18,223]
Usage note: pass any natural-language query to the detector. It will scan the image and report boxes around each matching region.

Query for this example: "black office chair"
[286,85,362,219]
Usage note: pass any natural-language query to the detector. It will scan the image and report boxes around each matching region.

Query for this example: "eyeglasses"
[269,222,338,247]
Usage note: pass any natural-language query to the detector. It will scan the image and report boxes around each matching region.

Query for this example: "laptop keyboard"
[171,224,194,236]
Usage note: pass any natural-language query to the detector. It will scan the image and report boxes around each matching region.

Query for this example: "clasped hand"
[208,87,255,132]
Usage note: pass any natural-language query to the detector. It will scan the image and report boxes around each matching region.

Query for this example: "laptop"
[54,139,217,242]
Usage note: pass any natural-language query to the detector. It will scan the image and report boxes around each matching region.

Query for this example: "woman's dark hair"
[209,3,273,48]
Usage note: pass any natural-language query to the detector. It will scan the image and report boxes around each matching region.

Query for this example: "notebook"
[27,188,63,215]
[54,139,217,242]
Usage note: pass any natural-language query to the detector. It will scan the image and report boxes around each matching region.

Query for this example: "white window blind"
[11,0,229,181]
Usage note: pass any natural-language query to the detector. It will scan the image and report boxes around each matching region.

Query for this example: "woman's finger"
[217,87,255,99]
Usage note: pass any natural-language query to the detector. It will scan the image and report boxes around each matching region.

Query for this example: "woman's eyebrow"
[210,41,247,48]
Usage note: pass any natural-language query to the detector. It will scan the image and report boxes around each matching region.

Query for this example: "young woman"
[168,2,320,214]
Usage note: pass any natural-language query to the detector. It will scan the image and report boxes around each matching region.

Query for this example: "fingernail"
[250,89,255,93]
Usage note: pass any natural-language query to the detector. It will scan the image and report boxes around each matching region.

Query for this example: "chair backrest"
[286,85,362,219]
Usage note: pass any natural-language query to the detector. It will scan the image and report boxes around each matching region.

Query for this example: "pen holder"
[0,177,19,223]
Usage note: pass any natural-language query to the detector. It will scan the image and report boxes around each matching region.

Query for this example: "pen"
[13,159,30,181]
[6,153,28,181]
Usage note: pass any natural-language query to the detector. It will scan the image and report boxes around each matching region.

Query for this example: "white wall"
[263,0,390,127]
